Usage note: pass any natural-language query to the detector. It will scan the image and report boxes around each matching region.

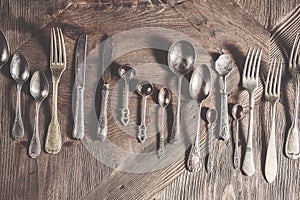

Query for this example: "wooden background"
[1,0,300,199]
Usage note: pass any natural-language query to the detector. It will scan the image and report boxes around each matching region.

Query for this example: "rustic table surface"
[1,0,300,199]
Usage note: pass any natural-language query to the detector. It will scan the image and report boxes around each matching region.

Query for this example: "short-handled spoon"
[157,87,171,159]
[187,65,211,172]
[29,71,49,158]
[232,104,243,169]
[118,64,136,126]
[0,30,10,69]
[168,41,195,144]
[10,52,30,140]
[136,80,154,143]
[206,108,217,174]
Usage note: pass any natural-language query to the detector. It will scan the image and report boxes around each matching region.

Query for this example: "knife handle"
[73,89,84,140]
[98,85,109,141]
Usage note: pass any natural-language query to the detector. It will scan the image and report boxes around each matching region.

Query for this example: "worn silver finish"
[136,80,154,143]
[232,104,243,169]
[241,47,262,176]
[168,40,195,145]
[73,33,87,140]
[98,37,113,141]
[118,64,136,126]
[187,66,211,172]
[29,71,49,158]
[0,30,10,68]
[206,108,217,174]
[157,87,171,159]
[215,54,234,141]
[45,27,66,154]
[264,60,282,183]
[286,33,300,159]
[10,52,30,140]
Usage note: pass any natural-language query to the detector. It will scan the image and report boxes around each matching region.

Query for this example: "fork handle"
[73,89,84,140]
[98,84,109,141]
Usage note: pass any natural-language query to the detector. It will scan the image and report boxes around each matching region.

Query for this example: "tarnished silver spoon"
[187,65,211,172]
[0,30,10,69]
[206,108,217,173]
[232,104,243,169]
[29,71,49,158]
[10,52,30,140]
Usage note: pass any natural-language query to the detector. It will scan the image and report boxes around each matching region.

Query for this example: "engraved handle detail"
[29,102,41,158]
[233,120,239,169]
[121,79,130,126]
[12,84,25,140]
[220,78,230,141]
[138,96,147,143]
[170,76,182,145]
[98,85,109,141]
[158,107,166,159]
[73,89,84,140]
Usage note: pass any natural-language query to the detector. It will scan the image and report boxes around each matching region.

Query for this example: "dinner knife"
[98,36,112,141]
[73,32,87,140]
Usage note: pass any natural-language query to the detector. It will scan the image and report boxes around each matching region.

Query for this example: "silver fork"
[264,60,282,183]
[45,27,66,154]
[285,33,300,159]
[241,47,262,176]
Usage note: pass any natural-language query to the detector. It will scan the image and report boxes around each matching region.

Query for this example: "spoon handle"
[220,78,230,141]
[170,76,182,145]
[12,84,25,140]
[158,107,166,159]
[206,123,214,173]
[121,79,130,126]
[98,84,109,141]
[138,96,147,143]
[73,89,84,140]
[233,120,239,169]
[29,102,41,158]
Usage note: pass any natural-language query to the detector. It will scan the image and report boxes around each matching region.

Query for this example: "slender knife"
[73,33,87,140]
[98,36,113,141]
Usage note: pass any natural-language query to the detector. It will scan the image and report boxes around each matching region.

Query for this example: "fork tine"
[290,33,298,66]
[50,28,53,64]
[266,60,273,94]
[294,33,300,65]
[255,48,262,79]
[52,27,58,64]
[57,28,62,64]
[269,60,276,94]
[277,61,283,95]
[247,48,255,78]
[273,60,279,94]
[243,47,252,78]
[251,48,259,78]
[58,28,66,64]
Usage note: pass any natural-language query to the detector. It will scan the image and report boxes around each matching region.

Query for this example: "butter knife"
[98,36,112,141]
[73,33,87,140]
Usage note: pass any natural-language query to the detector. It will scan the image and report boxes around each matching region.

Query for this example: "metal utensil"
[73,33,87,140]
[206,108,217,174]
[10,52,30,140]
[241,47,262,176]
[29,71,49,158]
[45,27,66,154]
[215,53,234,141]
[232,104,243,169]
[0,30,10,69]
[265,60,282,183]
[136,80,154,143]
[157,87,171,159]
[118,64,136,126]
[168,40,195,144]
[98,36,113,141]
[187,65,211,172]
[286,33,300,159]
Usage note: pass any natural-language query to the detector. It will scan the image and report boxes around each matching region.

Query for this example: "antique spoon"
[232,104,243,169]
[215,53,234,141]
[10,52,30,140]
[168,40,195,144]
[29,71,49,158]
[118,64,136,126]
[136,80,154,143]
[157,87,171,159]
[187,65,211,172]
[0,30,10,69]
[206,108,217,174]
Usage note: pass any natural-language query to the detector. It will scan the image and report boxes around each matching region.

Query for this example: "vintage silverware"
[265,60,282,183]
[10,52,30,140]
[168,40,195,144]
[136,80,154,143]
[45,27,66,154]
[241,47,262,176]
[206,108,217,174]
[73,33,87,140]
[215,53,234,141]
[0,30,10,69]
[232,104,243,169]
[286,33,300,159]
[29,71,49,158]
[98,36,113,141]
[157,87,171,159]
[118,64,136,126]
[187,65,211,172]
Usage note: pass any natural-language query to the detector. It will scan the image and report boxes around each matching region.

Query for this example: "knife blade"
[73,32,87,140]
[102,36,112,84]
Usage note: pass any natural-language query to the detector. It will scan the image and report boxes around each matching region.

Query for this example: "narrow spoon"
[136,80,154,143]
[10,52,30,140]
[0,30,10,69]
[118,64,136,126]
[29,71,49,158]
[168,40,195,144]
[158,87,171,159]
[232,104,243,169]
[206,108,217,174]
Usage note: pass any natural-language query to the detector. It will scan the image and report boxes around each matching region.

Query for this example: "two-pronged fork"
[45,27,66,154]
[264,60,282,183]
[241,47,262,176]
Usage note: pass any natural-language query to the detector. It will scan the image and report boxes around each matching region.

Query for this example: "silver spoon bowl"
[232,104,243,169]
[0,30,10,69]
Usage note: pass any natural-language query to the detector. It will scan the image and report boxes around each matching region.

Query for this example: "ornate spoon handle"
[121,79,130,126]
[220,77,230,141]
[233,119,239,169]
[170,76,182,145]
[158,107,166,159]
[98,84,109,141]
[138,96,147,143]
[29,102,41,158]
[12,84,25,140]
